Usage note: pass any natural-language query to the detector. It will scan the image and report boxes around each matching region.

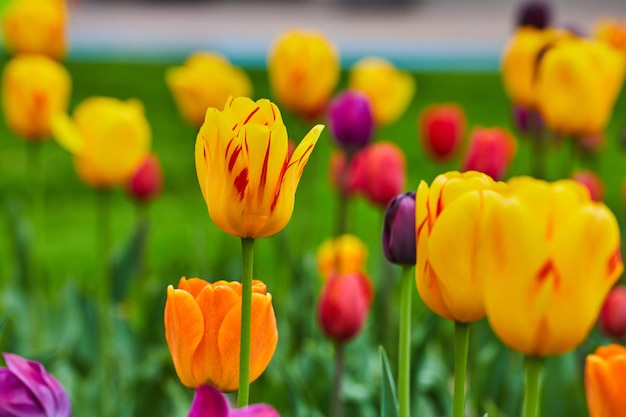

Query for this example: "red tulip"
[128,153,163,203]
[572,170,604,202]
[329,148,368,197]
[317,272,374,343]
[600,285,626,339]
[419,104,466,161]
[461,127,517,181]
[359,141,406,207]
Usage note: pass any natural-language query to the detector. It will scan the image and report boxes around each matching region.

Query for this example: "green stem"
[331,342,345,417]
[523,356,544,417]
[238,237,255,408]
[97,189,114,417]
[452,322,470,417]
[398,265,414,417]
[335,150,354,236]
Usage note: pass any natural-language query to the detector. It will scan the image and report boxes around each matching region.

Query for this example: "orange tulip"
[1,0,66,59]
[595,18,626,55]
[268,30,339,119]
[2,54,71,140]
[164,277,278,391]
[195,96,323,238]
[585,344,626,417]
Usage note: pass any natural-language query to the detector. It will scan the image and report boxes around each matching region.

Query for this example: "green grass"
[1,58,625,416]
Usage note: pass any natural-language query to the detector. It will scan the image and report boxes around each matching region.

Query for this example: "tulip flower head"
[127,153,163,203]
[327,89,375,152]
[2,54,71,140]
[165,277,278,391]
[317,272,374,343]
[349,57,415,126]
[0,352,71,417]
[479,177,623,356]
[585,344,626,417]
[358,141,407,208]
[599,285,626,339]
[419,103,466,161]
[461,126,517,181]
[383,192,416,265]
[415,171,505,323]
[166,52,252,127]
[1,0,66,59]
[328,147,368,198]
[516,1,552,29]
[317,234,368,279]
[52,97,151,188]
[189,385,280,417]
[571,169,604,202]
[195,96,323,238]
[268,29,340,120]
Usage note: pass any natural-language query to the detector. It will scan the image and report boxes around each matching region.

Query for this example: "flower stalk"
[523,356,544,417]
[238,237,255,407]
[452,322,470,417]
[398,265,414,417]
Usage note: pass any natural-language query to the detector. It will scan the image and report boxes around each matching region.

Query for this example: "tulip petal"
[231,404,281,417]
[164,286,205,388]
[479,196,551,355]
[0,367,42,417]
[546,204,623,355]
[51,112,83,154]
[586,351,626,417]
[188,385,229,417]
[427,191,485,322]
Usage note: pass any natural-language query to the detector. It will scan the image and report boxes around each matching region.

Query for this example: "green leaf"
[111,216,148,303]
[380,346,399,417]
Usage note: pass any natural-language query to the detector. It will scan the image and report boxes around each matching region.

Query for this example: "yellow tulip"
[164,277,278,391]
[52,97,151,188]
[166,52,252,127]
[267,30,339,119]
[317,234,368,280]
[585,344,626,417]
[536,38,625,136]
[415,171,505,323]
[594,18,626,55]
[2,54,70,140]
[501,27,568,108]
[479,177,623,356]
[195,96,323,238]
[1,0,66,59]
[349,57,415,126]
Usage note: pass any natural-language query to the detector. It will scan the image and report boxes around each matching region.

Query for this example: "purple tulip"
[189,385,280,417]
[327,90,375,151]
[382,192,416,265]
[0,353,71,417]
[516,1,552,29]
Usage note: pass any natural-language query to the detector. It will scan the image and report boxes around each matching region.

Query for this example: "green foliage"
[379,346,399,417]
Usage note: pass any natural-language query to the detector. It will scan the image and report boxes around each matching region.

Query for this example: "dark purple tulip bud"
[382,192,416,265]
[0,353,71,417]
[190,384,281,417]
[327,89,375,151]
[516,1,552,29]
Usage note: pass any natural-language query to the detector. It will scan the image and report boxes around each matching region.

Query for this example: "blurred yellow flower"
[165,277,277,391]
[195,96,323,238]
[501,27,568,108]
[52,97,151,188]
[2,54,70,140]
[1,0,66,59]
[595,17,626,55]
[268,29,339,119]
[317,234,368,280]
[349,57,415,126]
[536,38,625,137]
[415,171,504,323]
[479,177,623,356]
[585,344,626,417]
[166,52,252,127]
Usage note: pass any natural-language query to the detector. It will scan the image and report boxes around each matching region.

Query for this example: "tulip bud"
[571,170,604,202]
[419,103,466,161]
[328,148,368,197]
[599,285,626,339]
[461,127,517,181]
[327,89,375,151]
[382,192,416,265]
[0,353,71,417]
[128,153,163,203]
[516,1,552,29]
[317,272,374,343]
[360,141,406,207]
[585,344,626,417]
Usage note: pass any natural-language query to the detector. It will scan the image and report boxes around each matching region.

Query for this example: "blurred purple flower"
[382,192,416,265]
[0,353,71,417]
[189,385,280,417]
[327,89,375,151]
[516,1,552,29]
